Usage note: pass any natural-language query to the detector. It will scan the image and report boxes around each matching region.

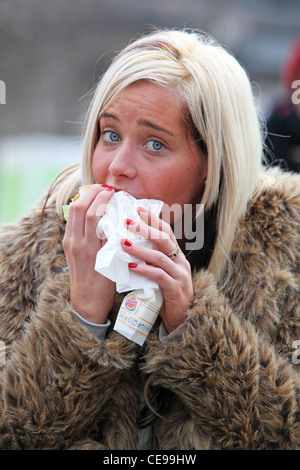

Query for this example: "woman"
[0,29,299,450]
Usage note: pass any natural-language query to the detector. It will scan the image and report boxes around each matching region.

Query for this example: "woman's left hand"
[121,207,193,333]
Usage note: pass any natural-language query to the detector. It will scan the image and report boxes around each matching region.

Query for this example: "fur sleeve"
[143,270,300,449]
[143,169,300,449]
[0,207,44,346]
[0,205,139,449]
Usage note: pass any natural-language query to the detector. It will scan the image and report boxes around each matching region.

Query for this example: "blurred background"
[0,0,299,223]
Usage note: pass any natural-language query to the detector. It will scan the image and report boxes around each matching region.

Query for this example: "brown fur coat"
[0,168,299,450]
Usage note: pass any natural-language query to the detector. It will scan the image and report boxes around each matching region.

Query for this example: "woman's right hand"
[62,184,116,324]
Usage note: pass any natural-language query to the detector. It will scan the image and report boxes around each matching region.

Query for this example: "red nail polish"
[128,262,138,268]
[105,186,114,191]
[123,239,132,246]
[101,184,109,188]
[125,218,135,225]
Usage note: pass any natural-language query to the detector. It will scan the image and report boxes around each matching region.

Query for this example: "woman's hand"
[62,185,116,324]
[121,208,193,333]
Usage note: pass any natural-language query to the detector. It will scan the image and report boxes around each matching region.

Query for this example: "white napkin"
[94,191,163,293]
[94,191,164,346]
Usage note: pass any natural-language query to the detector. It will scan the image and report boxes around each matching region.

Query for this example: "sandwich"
[62,184,98,221]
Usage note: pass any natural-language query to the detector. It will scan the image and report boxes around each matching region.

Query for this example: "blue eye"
[103,131,120,142]
[146,140,165,151]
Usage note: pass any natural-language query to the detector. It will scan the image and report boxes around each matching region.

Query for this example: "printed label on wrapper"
[114,289,163,346]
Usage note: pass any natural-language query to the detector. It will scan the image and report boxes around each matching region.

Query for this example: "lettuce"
[62,204,70,221]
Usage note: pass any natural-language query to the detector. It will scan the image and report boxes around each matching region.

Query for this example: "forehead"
[101,81,187,124]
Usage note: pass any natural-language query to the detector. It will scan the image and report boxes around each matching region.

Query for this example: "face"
[92,81,207,222]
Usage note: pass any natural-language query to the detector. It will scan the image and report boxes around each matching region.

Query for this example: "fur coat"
[0,167,299,450]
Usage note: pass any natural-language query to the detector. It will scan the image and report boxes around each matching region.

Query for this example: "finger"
[85,186,115,239]
[121,238,185,279]
[127,259,189,296]
[137,207,177,245]
[70,185,114,239]
[67,184,104,238]
[125,217,180,259]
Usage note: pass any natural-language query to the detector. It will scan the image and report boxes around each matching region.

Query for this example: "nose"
[108,141,137,179]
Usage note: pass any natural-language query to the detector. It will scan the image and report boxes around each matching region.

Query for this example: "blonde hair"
[52,28,264,280]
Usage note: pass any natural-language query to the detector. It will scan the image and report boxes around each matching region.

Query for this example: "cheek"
[143,171,170,198]
[150,175,180,206]
[91,149,107,182]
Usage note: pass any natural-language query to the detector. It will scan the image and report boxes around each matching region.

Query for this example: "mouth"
[113,187,133,196]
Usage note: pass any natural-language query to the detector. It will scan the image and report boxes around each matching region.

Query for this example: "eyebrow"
[100,112,174,136]
[100,112,119,121]
[137,119,174,136]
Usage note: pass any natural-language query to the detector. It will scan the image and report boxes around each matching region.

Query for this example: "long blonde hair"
[51,28,264,280]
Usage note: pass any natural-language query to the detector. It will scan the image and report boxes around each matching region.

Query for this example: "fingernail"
[128,262,138,268]
[125,218,135,225]
[101,184,110,188]
[105,186,114,191]
[123,239,132,247]
[137,206,147,212]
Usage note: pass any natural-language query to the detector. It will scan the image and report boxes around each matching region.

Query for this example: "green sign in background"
[0,134,81,224]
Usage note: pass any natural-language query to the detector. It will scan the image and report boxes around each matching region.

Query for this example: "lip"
[113,187,133,196]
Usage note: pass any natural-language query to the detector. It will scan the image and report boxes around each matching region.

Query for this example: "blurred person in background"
[0,29,299,450]
[266,35,300,172]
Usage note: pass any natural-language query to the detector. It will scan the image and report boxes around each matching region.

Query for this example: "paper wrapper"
[94,191,164,346]
[116,289,163,346]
